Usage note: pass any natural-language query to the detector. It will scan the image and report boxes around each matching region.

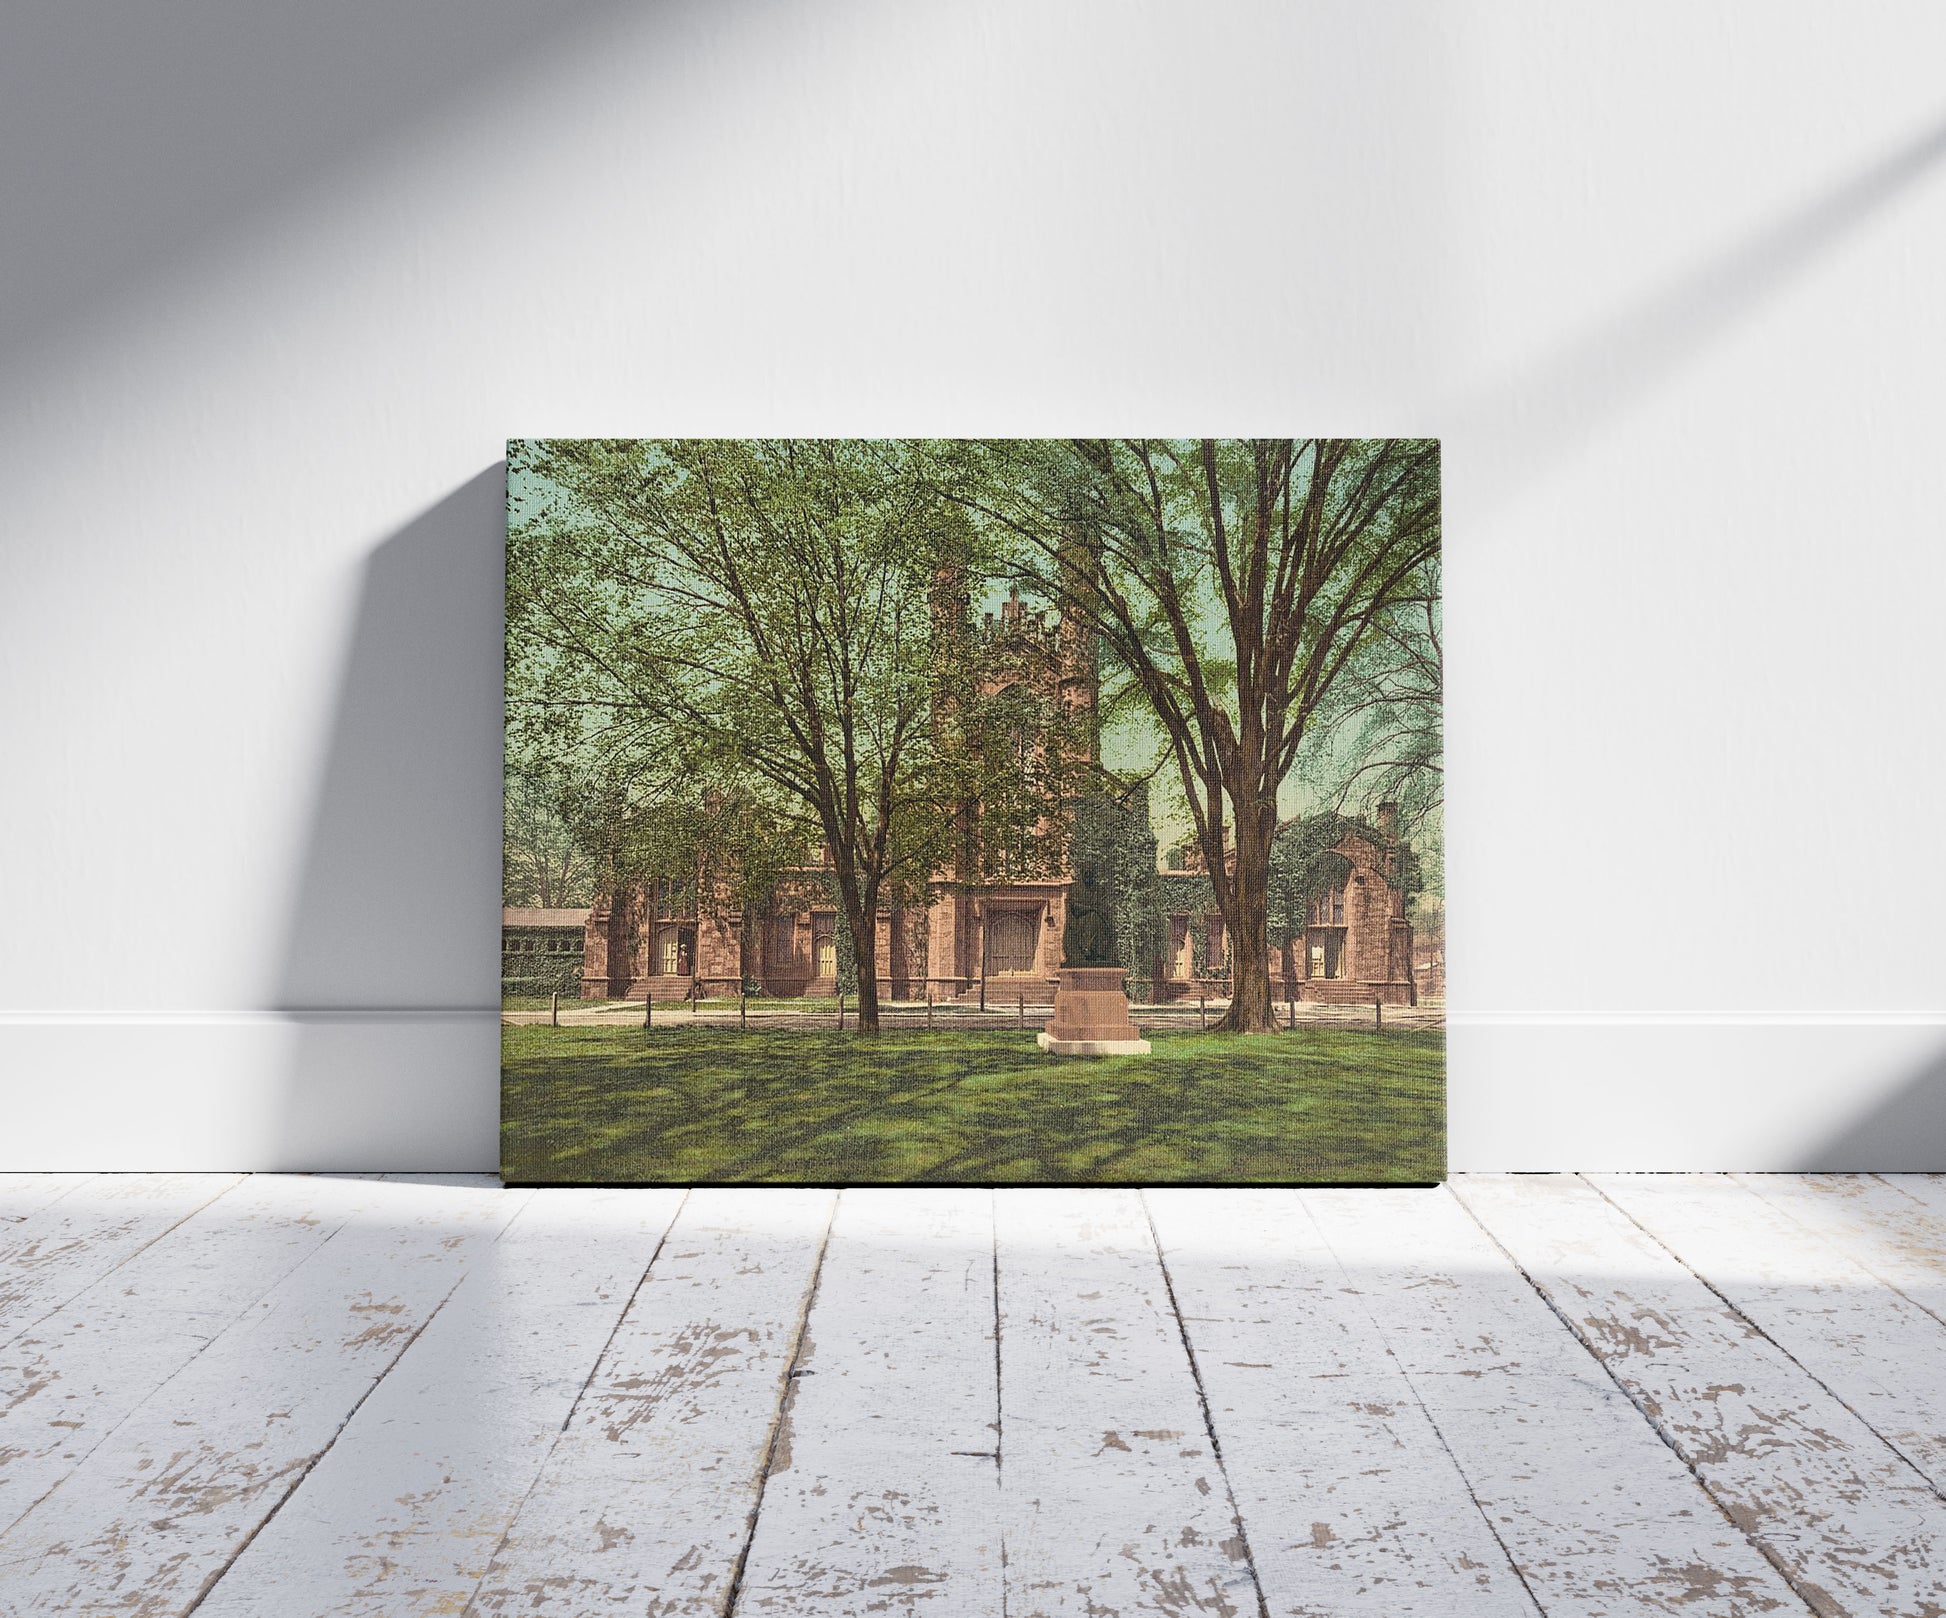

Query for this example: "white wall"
[4,1,1944,1170]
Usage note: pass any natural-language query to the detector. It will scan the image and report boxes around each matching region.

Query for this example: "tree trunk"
[845,903,882,1034]
[1214,814,1278,1034]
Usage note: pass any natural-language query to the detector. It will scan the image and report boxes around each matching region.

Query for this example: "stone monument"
[1038,797,1151,1057]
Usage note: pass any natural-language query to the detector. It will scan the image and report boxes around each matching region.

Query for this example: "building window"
[1205,917,1225,969]
[772,915,794,964]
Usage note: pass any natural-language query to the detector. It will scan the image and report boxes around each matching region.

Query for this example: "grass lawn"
[501,1026,1443,1185]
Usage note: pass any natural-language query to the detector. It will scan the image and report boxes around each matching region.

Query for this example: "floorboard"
[0,1175,526,1615]
[0,1174,413,1536]
[0,1174,245,1347]
[1308,1185,1806,1615]
[1458,1173,1946,1617]
[1147,1188,1539,1616]
[0,1173,1941,1617]
[193,1186,686,1617]
[1735,1175,1946,1326]
[732,1188,1003,1615]
[0,1174,96,1223]
[464,1187,837,1616]
[1592,1173,1946,1498]
[995,1188,1262,1618]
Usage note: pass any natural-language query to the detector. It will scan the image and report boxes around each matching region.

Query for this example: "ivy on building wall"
[1267,819,1354,948]
[1061,785,1170,994]
[500,961,583,998]
[1266,813,1420,947]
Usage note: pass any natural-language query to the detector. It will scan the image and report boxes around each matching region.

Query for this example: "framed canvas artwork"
[501,439,1442,1184]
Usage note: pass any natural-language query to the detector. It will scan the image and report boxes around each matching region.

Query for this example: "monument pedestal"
[1036,966,1151,1057]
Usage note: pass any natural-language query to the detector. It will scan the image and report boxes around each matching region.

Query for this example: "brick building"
[581,806,1419,1008]
[577,577,1420,1008]
[1148,807,1418,1006]
[1279,807,1418,1006]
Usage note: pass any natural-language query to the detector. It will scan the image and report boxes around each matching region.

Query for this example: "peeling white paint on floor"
[0,1173,1941,1615]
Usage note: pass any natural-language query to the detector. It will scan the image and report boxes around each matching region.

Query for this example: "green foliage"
[1266,813,1421,947]
[1267,819,1355,948]
[506,439,1088,1027]
[1110,793,1167,994]
[1063,786,1169,985]
[501,963,583,999]
[512,445,919,872]
[502,755,596,908]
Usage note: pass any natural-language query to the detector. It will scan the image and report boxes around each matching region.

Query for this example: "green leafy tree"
[942,439,1440,1033]
[507,438,992,1033]
[501,753,596,908]
[1299,558,1442,844]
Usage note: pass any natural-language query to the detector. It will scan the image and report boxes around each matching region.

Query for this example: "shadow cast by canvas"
[268,466,506,1169]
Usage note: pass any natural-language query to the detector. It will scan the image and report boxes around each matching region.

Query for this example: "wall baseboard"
[1449,1020,1946,1171]
[0,1014,499,1172]
[0,1014,1940,1172]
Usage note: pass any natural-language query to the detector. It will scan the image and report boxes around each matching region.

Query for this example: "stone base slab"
[1037,1031,1152,1057]
[1041,965,1149,1058]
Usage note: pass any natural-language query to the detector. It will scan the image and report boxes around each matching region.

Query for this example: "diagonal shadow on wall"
[0,2,641,380]
[1794,1046,1946,1172]
[1456,109,1946,513]
[268,465,506,1170]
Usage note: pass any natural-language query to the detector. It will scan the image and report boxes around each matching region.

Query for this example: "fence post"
[643,987,652,1029]
[838,991,846,1032]
[1017,991,1024,1029]
[740,990,747,1031]
[550,991,558,1028]
[1287,995,1296,1031]
[1199,994,1207,1031]
[1375,996,1383,1031]
[927,992,934,1032]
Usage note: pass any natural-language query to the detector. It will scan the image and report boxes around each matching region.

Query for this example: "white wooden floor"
[2,1176,1944,1616]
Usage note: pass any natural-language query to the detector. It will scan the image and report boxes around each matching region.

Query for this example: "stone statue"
[1060,796,1119,967]
[1041,793,1150,1056]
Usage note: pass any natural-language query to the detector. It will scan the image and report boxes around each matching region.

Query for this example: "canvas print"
[502,439,1443,1184]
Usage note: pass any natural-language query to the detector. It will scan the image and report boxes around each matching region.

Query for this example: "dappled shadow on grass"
[500,1027,1444,1185]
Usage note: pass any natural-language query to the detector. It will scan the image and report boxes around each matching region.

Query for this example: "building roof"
[502,907,591,928]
